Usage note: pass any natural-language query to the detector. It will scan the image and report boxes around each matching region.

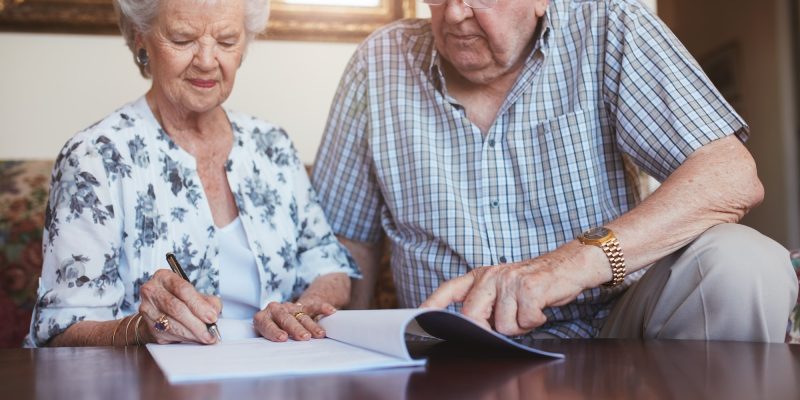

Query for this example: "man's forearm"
[338,236,383,309]
[607,135,763,274]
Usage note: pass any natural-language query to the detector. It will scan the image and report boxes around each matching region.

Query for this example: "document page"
[147,337,425,383]
[147,308,563,383]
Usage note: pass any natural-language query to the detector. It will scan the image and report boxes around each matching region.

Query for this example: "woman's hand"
[254,299,338,342]
[254,273,351,342]
[138,269,222,345]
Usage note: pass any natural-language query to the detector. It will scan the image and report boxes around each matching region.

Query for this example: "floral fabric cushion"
[0,160,52,348]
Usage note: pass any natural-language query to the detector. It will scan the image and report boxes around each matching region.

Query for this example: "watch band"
[599,236,627,287]
[578,227,627,287]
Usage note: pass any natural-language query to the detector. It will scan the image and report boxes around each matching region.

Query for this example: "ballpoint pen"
[165,252,222,342]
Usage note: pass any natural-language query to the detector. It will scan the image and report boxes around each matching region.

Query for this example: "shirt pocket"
[511,108,611,239]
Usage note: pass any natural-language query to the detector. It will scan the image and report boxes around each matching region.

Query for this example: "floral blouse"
[26,97,360,347]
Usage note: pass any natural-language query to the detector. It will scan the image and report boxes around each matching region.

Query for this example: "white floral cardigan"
[26,97,359,347]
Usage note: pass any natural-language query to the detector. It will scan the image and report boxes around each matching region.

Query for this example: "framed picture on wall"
[0,0,415,42]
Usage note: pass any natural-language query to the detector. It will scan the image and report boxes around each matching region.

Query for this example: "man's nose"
[442,0,475,23]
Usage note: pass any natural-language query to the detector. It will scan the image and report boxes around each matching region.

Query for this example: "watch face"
[583,227,610,240]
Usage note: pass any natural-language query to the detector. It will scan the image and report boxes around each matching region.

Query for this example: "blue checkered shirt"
[312,0,747,338]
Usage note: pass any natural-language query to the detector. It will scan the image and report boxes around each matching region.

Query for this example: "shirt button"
[490,200,499,208]
[488,139,496,147]
[499,256,507,263]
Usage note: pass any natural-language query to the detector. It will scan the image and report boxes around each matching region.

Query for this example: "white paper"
[147,309,563,383]
[319,309,430,360]
[147,337,425,383]
[215,318,258,340]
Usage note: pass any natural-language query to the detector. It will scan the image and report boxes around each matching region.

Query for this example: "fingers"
[516,280,548,331]
[254,307,289,342]
[138,269,217,344]
[492,289,522,336]
[299,298,337,318]
[423,266,550,336]
[420,272,476,309]
[170,278,218,324]
[202,294,223,317]
[254,301,335,342]
[296,312,326,338]
[457,268,498,331]
[139,303,210,344]
[255,302,309,341]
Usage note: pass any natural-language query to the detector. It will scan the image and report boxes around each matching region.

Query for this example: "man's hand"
[421,241,607,336]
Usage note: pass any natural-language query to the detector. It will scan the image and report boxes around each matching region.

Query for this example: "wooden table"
[1,339,798,400]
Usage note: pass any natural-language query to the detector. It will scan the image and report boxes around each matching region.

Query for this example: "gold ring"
[154,314,170,332]
[293,311,307,320]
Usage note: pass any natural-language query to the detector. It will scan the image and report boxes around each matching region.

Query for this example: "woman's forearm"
[298,273,351,309]
[47,314,148,347]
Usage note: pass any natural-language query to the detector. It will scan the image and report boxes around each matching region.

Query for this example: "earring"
[136,48,149,66]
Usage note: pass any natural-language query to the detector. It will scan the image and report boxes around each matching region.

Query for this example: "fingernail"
[317,330,325,337]
[206,311,217,321]
[277,332,287,341]
[300,332,310,340]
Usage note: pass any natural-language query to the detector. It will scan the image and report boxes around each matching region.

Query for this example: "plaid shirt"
[312,0,747,338]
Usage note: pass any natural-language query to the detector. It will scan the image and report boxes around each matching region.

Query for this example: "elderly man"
[312,0,798,342]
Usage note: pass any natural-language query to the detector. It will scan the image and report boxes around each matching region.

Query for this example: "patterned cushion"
[0,160,53,348]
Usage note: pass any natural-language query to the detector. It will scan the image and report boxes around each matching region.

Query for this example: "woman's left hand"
[253,299,337,342]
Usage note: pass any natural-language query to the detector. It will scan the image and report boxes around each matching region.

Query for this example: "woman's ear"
[134,33,144,53]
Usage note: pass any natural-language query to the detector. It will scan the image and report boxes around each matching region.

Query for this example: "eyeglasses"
[422,0,498,10]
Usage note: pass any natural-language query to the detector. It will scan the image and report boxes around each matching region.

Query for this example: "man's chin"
[449,63,504,85]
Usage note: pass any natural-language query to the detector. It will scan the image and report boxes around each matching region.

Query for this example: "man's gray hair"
[114,0,270,76]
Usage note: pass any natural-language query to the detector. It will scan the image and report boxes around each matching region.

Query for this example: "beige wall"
[0,34,356,164]
[659,0,800,247]
[0,4,431,164]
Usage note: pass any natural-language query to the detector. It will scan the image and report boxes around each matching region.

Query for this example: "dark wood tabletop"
[1,339,798,400]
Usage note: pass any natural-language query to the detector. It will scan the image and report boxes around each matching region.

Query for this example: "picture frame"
[0,0,415,42]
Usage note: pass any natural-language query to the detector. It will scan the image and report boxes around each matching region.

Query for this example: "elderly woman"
[26,0,359,347]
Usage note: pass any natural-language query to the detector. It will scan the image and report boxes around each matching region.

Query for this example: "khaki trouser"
[598,224,798,343]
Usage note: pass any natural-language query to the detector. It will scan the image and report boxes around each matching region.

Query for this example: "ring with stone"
[154,314,170,332]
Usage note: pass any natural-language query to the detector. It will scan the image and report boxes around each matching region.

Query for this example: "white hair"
[114,0,270,76]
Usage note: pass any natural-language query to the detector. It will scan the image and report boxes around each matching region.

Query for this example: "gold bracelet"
[124,314,137,346]
[111,317,125,346]
[133,314,144,345]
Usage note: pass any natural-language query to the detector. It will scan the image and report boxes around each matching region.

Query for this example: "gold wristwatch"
[577,227,627,287]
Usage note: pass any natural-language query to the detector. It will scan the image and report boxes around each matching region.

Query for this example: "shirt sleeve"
[311,48,385,244]
[602,0,749,182]
[29,135,126,347]
[286,132,361,297]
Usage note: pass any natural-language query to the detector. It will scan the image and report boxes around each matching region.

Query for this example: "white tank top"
[217,217,261,319]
